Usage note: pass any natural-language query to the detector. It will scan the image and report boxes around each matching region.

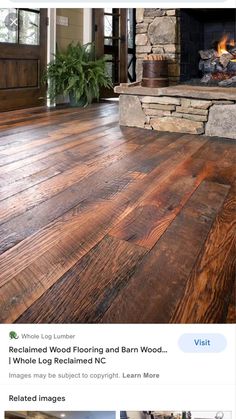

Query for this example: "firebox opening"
[180,9,236,86]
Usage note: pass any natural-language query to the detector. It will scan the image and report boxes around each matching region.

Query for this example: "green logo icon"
[9,331,19,339]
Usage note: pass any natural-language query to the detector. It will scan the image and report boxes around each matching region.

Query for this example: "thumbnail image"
[5,412,115,419]
[121,412,231,419]
[0,8,235,324]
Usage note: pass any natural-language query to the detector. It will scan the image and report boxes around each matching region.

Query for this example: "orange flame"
[217,34,235,56]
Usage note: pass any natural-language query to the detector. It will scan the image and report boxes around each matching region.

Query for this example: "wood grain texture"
[170,186,236,323]
[226,288,236,323]
[16,235,147,323]
[102,181,230,323]
[110,157,211,249]
[0,103,235,324]
[0,198,132,323]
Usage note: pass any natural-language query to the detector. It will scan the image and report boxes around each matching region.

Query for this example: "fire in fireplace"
[180,9,236,87]
[199,34,236,86]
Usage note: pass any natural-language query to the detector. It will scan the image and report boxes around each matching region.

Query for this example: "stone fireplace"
[135,8,236,85]
[115,8,236,139]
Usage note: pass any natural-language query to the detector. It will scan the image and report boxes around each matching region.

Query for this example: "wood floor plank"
[1,140,140,201]
[101,181,230,323]
[196,137,236,164]
[0,142,141,254]
[0,166,62,201]
[0,132,138,204]
[0,117,119,173]
[1,129,148,220]
[0,133,201,254]
[0,109,117,148]
[170,185,236,323]
[0,124,120,186]
[0,103,118,133]
[0,198,134,323]
[110,157,212,249]
[15,235,147,323]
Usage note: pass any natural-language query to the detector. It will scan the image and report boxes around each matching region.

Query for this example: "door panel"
[0,8,47,111]
[0,59,38,88]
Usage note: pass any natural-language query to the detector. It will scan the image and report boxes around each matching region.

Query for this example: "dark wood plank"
[2,125,160,220]
[110,157,210,249]
[0,106,117,137]
[0,115,119,173]
[0,131,138,203]
[0,132,202,255]
[0,198,132,323]
[101,181,230,323]
[0,123,120,186]
[15,235,147,323]
[0,141,140,255]
[170,185,236,323]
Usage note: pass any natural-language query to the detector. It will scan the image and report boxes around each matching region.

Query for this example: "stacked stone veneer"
[119,94,236,139]
[136,9,180,84]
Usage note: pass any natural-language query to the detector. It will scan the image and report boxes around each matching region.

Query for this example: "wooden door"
[0,8,47,111]
[93,8,136,96]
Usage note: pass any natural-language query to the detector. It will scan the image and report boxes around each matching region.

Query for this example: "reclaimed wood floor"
[0,102,235,324]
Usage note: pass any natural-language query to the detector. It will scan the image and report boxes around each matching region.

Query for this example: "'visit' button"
[178,333,227,352]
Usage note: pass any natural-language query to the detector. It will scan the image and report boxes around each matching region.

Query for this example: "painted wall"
[56,8,84,51]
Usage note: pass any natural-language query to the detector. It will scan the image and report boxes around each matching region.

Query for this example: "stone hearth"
[115,83,236,139]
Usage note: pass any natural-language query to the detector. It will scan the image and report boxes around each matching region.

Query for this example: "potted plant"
[43,42,113,107]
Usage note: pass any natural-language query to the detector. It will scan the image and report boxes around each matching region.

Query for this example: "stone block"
[136,53,147,59]
[144,8,165,18]
[136,59,143,81]
[136,23,149,34]
[152,46,164,54]
[164,44,177,53]
[136,8,144,23]
[144,109,164,116]
[205,104,236,139]
[175,106,208,116]
[180,98,191,108]
[135,33,148,46]
[144,108,173,116]
[119,95,146,128]
[143,104,176,111]
[172,112,208,122]
[141,96,181,105]
[148,17,177,45]
[166,10,176,16]
[212,100,234,105]
[142,103,175,111]
[144,18,155,24]
[136,45,152,54]
[151,116,204,134]
[188,99,212,109]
